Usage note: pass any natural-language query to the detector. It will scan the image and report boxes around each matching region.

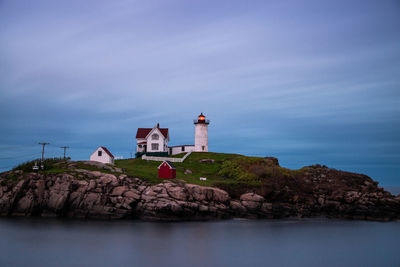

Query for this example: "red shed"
[158,161,176,179]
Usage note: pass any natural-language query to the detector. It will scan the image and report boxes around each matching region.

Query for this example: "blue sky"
[0,0,399,186]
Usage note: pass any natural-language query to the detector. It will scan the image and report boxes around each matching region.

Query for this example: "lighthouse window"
[152,134,159,140]
[202,146,205,151]
[151,143,159,150]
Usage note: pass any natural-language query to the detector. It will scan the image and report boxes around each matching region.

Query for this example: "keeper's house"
[136,123,169,157]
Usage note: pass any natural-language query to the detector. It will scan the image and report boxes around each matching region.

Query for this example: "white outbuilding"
[90,146,115,165]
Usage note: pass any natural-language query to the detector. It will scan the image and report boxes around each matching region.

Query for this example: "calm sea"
[0,218,399,267]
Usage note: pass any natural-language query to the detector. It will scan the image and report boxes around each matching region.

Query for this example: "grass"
[169,153,188,158]
[116,152,245,186]
[12,157,70,172]
[115,152,306,187]
[7,158,120,179]
[4,152,305,189]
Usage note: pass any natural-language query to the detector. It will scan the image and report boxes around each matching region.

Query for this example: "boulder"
[240,193,264,210]
[240,193,264,202]
[230,200,247,214]
[88,180,97,191]
[123,190,141,200]
[185,184,230,203]
[111,186,128,196]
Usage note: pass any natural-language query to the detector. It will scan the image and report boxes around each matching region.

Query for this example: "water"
[0,218,399,267]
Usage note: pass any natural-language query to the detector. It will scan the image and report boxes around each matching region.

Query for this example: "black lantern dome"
[194,113,209,124]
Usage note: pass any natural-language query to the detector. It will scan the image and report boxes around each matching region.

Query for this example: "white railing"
[142,151,192,163]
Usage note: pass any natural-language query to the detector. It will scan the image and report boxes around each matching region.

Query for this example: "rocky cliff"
[0,165,399,221]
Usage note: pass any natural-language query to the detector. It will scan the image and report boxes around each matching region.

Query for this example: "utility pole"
[60,146,69,159]
[38,142,50,161]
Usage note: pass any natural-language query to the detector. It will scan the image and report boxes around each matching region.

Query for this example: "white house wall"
[146,128,168,152]
[89,147,114,164]
[170,145,195,155]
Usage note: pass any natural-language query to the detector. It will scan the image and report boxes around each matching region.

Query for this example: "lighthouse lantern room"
[194,113,209,152]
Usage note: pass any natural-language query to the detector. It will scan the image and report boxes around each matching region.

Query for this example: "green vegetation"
[10,158,119,178]
[5,152,304,188]
[12,158,70,172]
[169,153,188,158]
[115,152,302,186]
[116,152,240,185]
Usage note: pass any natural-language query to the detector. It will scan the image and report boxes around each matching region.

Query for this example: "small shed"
[89,146,114,165]
[158,161,176,179]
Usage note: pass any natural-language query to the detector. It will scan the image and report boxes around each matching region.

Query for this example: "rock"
[81,193,100,209]
[0,162,399,221]
[230,200,247,214]
[184,169,193,174]
[199,205,208,212]
[16,194,34,214]
[35,180,45,200]
[264,157,279,166]
[241,200,261,210]
[123,190,141,200]
[186,184,230,203]
[164,183,187,201]
[88,180,97,191]
[318,196,325,206]
[344,191,360,203]
[261,202,273,212]
[111,186,128,196]
[98,174,118,186]
[240,193,264,211]
[240,193,264,202]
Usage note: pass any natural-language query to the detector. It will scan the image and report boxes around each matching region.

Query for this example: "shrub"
[218,159,259,182]
[12,157,68,172]
[218,160,242,179]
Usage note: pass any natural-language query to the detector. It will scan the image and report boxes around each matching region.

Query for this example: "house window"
[151,143,159,150]
[181,146,185,152]
[152,134,159,140]
[98,150,102,156]
[138,145,142,148]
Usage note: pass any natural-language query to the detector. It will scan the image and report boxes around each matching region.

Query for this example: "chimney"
[157,122,160,128]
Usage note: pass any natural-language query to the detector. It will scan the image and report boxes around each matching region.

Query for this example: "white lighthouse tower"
[194,113,209,152]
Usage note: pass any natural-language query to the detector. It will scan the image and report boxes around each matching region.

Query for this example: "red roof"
[136,128,169,139]
[158,161,176,169]
[100,146,114,158]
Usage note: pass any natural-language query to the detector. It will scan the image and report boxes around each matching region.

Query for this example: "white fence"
[141,151,192,163]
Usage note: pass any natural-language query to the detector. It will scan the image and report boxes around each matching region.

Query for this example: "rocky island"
[0,153,399,221]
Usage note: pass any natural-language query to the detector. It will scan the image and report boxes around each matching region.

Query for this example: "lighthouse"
[194,113,209,152]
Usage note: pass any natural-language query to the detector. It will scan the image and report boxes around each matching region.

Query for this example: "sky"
[0,0,399,186]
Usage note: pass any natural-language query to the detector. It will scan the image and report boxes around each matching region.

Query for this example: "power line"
[60,146,69,159]
[38,142,50,161]
[0,153,40,160]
